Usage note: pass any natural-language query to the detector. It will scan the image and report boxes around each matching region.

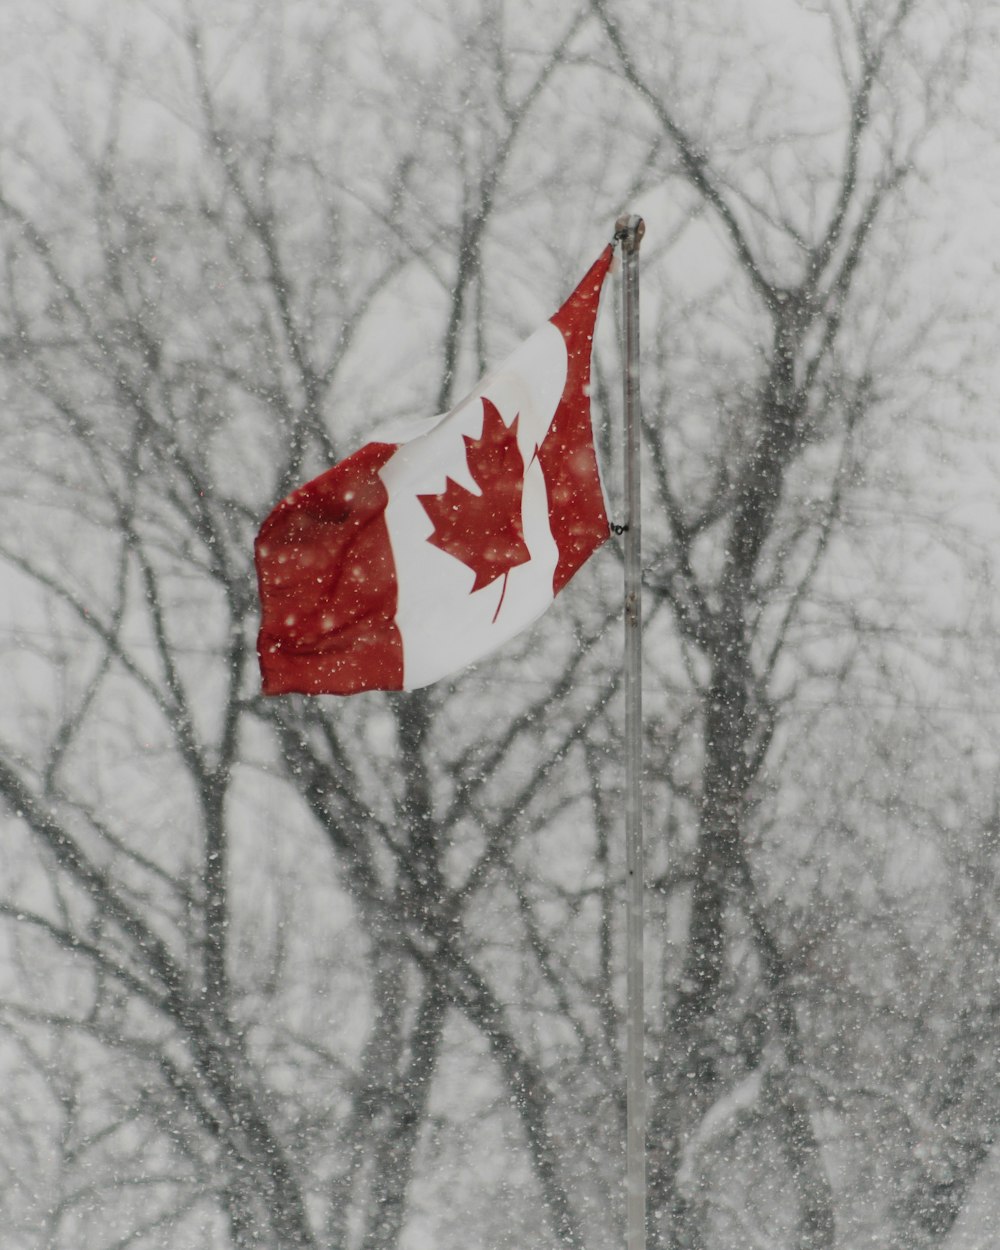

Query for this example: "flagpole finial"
[614,213,645,253]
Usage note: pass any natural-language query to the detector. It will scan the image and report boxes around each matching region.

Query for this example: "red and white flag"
[255,246,613,695]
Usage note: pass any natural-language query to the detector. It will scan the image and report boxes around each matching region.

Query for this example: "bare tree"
[582,0,1000,1247]
[1,1,999,1249]
[0,3,620,1247]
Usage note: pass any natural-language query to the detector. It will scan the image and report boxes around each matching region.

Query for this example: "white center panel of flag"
[380,321,569,690]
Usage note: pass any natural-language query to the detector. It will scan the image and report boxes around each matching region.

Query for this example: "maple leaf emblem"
[418,398,531,620]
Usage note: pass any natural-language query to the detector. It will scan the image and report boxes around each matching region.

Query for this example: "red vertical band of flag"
[543,247,612,593]
[255,442,404,694]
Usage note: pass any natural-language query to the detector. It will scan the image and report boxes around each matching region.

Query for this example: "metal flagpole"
[615,212,646,1250]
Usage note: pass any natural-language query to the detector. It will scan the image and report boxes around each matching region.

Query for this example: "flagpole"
[615,212,646,1250]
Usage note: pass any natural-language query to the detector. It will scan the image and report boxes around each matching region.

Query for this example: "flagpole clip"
[611,522,629,536]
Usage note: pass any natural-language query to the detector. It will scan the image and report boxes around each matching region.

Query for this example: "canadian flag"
[255,246,613,695]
